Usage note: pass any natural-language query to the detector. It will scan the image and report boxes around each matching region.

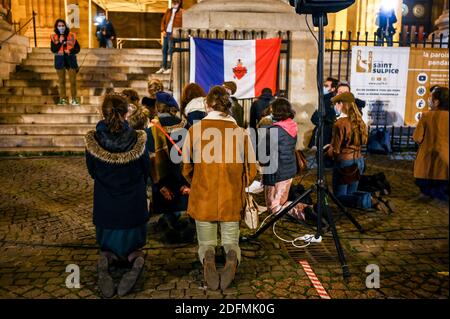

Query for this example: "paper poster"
[351,46,410,126]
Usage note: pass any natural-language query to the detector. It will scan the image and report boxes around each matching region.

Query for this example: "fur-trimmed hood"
[85,129,147,165]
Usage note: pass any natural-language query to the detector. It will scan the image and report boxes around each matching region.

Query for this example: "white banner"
[351,46,410,126]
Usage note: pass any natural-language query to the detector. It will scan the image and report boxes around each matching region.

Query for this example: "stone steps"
[3,80,150,89]
[32,48,161,55]
[0,123,94,135]
[9,72,170,81]
[0,86,149,96]
[26,53,162,61]
[0,95,102,104]
[0,47,165,153]
[0,146,85,155]
[17,65,160,74]
[1,135,86,148]
[0,104,100,114]
[0,113,101,124]
[22,59,162,67]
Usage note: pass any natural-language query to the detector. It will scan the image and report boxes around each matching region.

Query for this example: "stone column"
[0,4,30,83]
[180,0,319,149]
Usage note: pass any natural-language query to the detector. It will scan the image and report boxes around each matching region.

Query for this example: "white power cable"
[256,204,323,249]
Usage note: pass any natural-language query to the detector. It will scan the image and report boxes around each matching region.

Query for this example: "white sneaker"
[163,68,171,74]
[155,68,165,74]
[245,180,264,194]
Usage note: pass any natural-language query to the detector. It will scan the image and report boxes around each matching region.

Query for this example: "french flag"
[189,37,282,99]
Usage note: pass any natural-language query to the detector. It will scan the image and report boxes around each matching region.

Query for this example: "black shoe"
[117,256,145,297]
[97,254,115,298]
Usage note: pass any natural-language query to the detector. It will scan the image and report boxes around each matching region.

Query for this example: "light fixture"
[381,0,397,11]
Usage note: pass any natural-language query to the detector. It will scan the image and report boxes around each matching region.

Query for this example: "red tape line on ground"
[299,260,331,299]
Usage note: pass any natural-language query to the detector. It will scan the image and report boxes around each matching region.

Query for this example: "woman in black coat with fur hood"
[85,93,150,298]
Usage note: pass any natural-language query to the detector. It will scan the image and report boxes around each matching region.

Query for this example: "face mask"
[334,105,341,117]
[323,87,330,95]
[58,26,65,34]
[428,98,434,109]
[173,4,179,9]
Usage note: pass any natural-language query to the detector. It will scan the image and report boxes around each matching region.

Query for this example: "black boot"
[117,256,145,297]
[97,253,115,298]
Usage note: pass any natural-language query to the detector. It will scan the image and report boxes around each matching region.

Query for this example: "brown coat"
[182,112,257,222]
[327,116,362,161]
[161,8,183,33]
[413,110,449,181]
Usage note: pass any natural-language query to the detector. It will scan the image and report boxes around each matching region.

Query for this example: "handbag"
[243,146,259,230]
[295,149,307,174]
[336,148,361,185]
[337,163,360,185]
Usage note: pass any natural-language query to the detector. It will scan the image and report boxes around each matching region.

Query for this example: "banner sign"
[350,46,449,126]
[404,48,449,125]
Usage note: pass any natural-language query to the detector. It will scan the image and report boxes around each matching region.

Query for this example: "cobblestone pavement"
[0,154,448,299]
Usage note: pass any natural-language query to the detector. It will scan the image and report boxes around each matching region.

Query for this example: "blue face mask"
[58,26,66,34]
[334,105,341,117]
[323,87,330,95]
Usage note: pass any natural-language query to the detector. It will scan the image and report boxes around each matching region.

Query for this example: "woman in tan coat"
[182,86,257,291]
[413,86,449,201]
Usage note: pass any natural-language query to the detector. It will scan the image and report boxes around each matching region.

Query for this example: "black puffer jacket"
[85,120,150,229]
[261,120,297,186]
[250,92,274,130]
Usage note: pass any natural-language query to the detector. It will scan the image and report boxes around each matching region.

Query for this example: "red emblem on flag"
[232,59,247,80]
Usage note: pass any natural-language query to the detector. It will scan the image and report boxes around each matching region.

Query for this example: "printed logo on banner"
[415,112,423,122]
[417,73,428,84]
[416,86,426,97]
[416,99,426,109]
[356,50,373,73]
[232,59,248,80]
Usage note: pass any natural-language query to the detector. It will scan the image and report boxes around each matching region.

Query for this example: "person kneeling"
[85,93,150,298]
[182,86,257,291]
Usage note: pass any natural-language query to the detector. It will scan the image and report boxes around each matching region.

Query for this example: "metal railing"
[365,125,418,155]
[116,37,161,49]
[0,10,37,49]
[326,30,449,81]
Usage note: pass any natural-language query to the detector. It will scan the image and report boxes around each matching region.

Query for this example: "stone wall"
[0,5,29,83]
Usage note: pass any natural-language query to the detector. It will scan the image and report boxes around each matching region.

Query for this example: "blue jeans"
[332,157,372,209]
[161,33,173,69]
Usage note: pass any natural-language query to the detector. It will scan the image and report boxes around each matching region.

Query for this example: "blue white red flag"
[189,37,281,99]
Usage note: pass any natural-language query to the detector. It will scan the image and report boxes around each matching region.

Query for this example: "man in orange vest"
[156,0,183,75]
[51,19,80,105]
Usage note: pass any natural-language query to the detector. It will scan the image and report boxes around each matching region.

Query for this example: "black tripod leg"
[322,194,351,278]
[326,188,365,234]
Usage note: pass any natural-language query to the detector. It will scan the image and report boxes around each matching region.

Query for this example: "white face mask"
[428,97,434,109]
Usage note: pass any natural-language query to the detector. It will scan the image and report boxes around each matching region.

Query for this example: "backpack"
[156,212,196,244]
[358,172,391,195]
[367,128,392,155]
[288,184,313,205]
